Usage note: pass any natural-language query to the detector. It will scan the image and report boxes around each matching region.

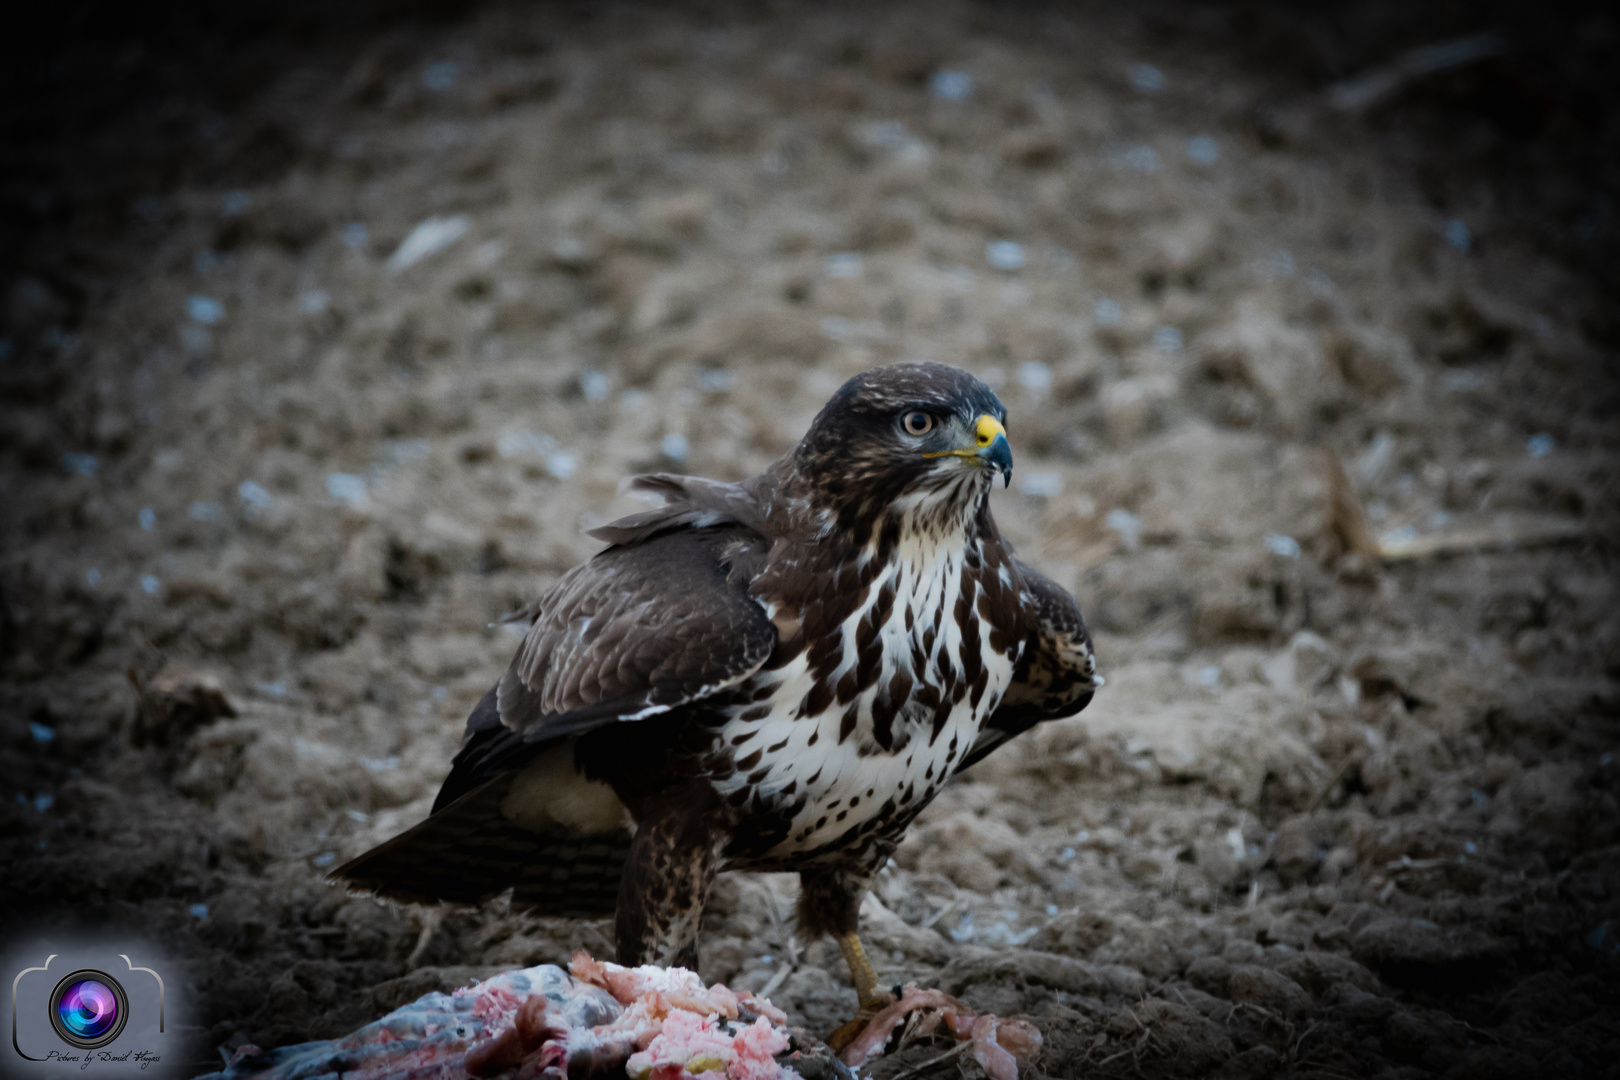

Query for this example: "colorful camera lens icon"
[48,970,129,1050]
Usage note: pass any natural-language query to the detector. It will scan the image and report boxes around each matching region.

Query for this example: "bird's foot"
[826,931,898,1052]
[825,987,900,1053]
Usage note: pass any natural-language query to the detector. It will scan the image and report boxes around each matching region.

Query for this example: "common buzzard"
[335,362,1097,1027]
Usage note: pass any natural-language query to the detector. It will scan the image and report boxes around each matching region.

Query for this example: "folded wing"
[958,559,1097,773]
[334,501,775,910]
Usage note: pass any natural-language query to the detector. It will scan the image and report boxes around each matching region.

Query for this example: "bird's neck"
[859,490,991,570]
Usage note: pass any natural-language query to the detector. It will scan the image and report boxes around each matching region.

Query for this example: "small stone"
[1270,814,1324,885]
[131,664,237,750]
[1128,63,1166,93]
[187,295,225,325]
[1228,965,1311,1018]
[1222,938,1263,965]
[930,70,973,101]
[387,215,470,274]
[1351,917,1509,989]
[1184,955,1232,995]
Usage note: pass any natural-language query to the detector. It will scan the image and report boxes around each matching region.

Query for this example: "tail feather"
[331,777,629,917]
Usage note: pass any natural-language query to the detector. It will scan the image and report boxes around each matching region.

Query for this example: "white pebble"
[422,61,458,91]
[1105,508,1142,549]
[825,252,864,278]
[1187,136,1219,164]
[1017,361,1052,395]
[698,369,734,393]
[580,370,612,402]
[547,452,578,480]
[1128,63,1166,93]
[498,430,558,459]
[819,316,852,341]
[187,295,224,325]
[1020,472,1064,498]
[1123,145,1158,173]
[986,240,1026,271]
[930,70,973,101]
[1264,533,1301,558]
[387,215,470,274]
[326,473,368,506]
[239,480,273,509]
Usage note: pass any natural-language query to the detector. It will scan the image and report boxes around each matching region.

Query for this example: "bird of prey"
[335,362,1097,1029]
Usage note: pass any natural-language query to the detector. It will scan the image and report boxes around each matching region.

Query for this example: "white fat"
[501,742,631,834]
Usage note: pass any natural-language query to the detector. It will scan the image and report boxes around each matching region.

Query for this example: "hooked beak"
[975,415,1014,488]
[922,414,1014,486]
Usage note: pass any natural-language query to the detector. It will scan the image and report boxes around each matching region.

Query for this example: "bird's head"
[794,363,1012,542]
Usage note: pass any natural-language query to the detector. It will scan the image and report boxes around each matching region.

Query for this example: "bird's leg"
[799,868,895,1050]
[836,930,883,1008]
[614,790,721,970]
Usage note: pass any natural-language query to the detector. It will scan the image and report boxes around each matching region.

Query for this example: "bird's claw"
[825,989,898,1053]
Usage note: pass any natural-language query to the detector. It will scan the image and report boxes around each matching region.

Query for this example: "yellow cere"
[922,413,1009,460]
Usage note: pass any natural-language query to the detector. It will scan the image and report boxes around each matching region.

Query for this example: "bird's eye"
[901,411,934,437]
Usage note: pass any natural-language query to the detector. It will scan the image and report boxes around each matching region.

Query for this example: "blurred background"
[3,1,1617,1076]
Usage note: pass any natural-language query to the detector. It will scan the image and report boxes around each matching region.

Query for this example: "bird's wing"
[584,473,770,546]
[958,558,1097,772]
[435,523,775,808]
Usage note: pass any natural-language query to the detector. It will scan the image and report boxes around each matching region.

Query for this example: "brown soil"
[4,3,1618,1078]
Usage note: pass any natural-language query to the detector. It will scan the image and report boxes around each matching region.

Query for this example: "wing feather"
[424,525,775,810]
[500,525,773,735]
[960,558,1097,772]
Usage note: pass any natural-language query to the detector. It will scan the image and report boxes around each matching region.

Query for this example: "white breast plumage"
[712,537,1017,863]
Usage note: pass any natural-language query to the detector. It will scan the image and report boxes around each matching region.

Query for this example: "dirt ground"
[4,2,1619,1077]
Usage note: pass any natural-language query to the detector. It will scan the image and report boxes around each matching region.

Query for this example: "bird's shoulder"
[503,518,774,726]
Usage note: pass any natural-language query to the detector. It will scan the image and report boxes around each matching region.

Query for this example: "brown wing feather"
[959,559,1096,772]
[334,522,774,909]
[584,473,771,546]
[496,525,774,740]
[330,775,630,916]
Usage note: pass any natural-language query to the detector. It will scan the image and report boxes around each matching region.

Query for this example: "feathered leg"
[615,793,721,969]
[799,867,895,1049]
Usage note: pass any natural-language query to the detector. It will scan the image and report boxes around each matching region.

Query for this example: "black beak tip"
[984,434,1014,489]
